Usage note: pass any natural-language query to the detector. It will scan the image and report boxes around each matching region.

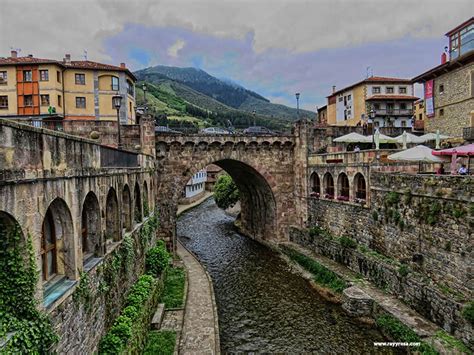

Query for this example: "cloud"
[167,39,186,58]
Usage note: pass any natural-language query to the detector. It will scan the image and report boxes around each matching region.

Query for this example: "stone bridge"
[155,122,310,246]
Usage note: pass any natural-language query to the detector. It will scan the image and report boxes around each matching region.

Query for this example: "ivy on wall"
[0,225,58,352]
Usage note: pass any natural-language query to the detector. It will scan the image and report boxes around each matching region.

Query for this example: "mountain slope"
[134,65,314,121]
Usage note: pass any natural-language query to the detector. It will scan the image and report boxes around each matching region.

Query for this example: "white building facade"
[182,169,207,202]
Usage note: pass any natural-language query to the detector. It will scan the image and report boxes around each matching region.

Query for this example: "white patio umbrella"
[419,132,451,142]
[333,132,372,143]
[394,132,425,145]
[388,145,447,163]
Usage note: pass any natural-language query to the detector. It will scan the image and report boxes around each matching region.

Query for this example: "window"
[39,70,49,81]
[57,71,61,83]
[24,95,33,106]
[127,80,134,96]
[76,96,86,108]
[41,209,57,281]
[347,94,351,100]
[439,108,444,116]
[23,70,32,82]
[439,84,444,94]
[75,73,86,85]
[372,87,381,94]
[386,87,394,94]
[400,103,407,110]
[58,95,62,107]
[450,33,459,59]
[460,24,474,56]
[129,101,132,114]
[399,87,407,94]
[419,113,422,120]
[373,103,380,110]
[0,71,7,85]
[40,94,50,106]
[338,96,343,102]
[386,103,394,113]
[401,120,407,127]
[111,76,119,91]
[0,96,8,109]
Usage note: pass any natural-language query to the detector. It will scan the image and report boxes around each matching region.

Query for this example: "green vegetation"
[452,205,466,219]
[376,315,438,354]
[0,224,58,353]
[462,301,474,325]
[143,330,176,355]
[99,274,160,354]
[358,245,396,264]
[160,267,186,309]
[339,236,357,249]
[281,246,347,293]
[308,225,332,239]
[398,264,410,277]
[214,174,239,210]
[427,202,442,225]
[384,192,400,207]
[372,211,378,221]
[434,330,471,354]
[146,240,171,277]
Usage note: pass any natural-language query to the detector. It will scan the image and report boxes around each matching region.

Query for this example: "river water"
[178,198,395,354]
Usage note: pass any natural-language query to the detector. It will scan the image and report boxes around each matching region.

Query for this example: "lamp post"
[142,83,147,113]
[252,110,256,126]
[113,94,123,149]
[295,92,300,119]
[370,106,376,149]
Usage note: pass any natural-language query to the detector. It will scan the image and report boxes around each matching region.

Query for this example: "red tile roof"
[328,76,412,97]
[366,95,419,101]
[0,56,136,80]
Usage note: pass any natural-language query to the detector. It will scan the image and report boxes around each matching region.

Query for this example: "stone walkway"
[177,241,220,355]
[177,192,213,216]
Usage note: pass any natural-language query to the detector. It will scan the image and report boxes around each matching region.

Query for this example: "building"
[316,105,327,127]
[0,51,136,123]
[181,169,207,204]
[205,164,223,191]
[326,77,418,129]
[413,99,426,131]
[412,17,474,138]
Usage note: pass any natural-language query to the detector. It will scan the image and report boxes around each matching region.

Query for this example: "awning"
[388,145,447,162]
[419,132,451,142]
[432,144,474,156]
[333,132,372,143]
[394,133,425,144]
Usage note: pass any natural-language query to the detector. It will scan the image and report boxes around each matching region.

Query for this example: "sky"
[1,0,472,110]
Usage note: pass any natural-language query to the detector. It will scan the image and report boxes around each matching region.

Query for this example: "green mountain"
[134,65,314,122]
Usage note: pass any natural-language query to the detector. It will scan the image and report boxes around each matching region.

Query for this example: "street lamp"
[142,83,147,113]
[113,94,123,149]
[252,110,256,126]
[369,106,376,149]
[295,92,300,119]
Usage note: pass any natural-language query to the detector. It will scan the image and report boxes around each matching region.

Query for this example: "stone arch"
[134,182,142,223]
[41,198,75,281]
[143,180,149,216]
[310,172,320,195]
[105,188,120,243]
[323,172,335,198]
[81,191,102,262]
[122,184,132,232]
[337,172,350,200]
[354,173,367,201]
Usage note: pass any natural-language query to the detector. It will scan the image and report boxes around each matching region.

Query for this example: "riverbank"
[177,191,214,216]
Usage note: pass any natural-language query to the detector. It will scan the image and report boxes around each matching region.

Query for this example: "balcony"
[413,120,425,131]
[463,127,474,141]
[374,108,413,116]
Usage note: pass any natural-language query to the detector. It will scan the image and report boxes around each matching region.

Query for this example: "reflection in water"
[178,198,396,353]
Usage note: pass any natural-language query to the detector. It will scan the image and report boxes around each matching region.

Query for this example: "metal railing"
[374,109,413,116]
[100,146,139,168]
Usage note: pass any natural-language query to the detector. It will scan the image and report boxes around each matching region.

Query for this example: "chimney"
[120,62,126,69]
[64,54,71,64]
[332,85,336,94]
[441,52,447,64]
[10,50,17,58]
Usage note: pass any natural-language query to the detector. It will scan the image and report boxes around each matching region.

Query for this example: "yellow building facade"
[0,51,136,123]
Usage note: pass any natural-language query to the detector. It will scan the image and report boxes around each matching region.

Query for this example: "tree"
[214,174,239,210]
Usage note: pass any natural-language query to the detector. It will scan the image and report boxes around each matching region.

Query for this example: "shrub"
[214,174,239,209]
[462,301,474,325]
[160,267,186,309]
[339,236,357,249]
[372,211,378,221]
[308,226,331,238]
[143,331,176,355]
[146,243,170,277]
[384,192,400,206]
[398,264,410,277]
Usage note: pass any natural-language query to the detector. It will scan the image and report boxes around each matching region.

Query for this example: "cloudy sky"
[1,0,472,109]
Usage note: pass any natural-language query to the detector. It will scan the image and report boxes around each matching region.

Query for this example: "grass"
[160,267,186,309]
[143,331,176,355]
[281,246,347,293]
[376,315,438,354]
[434,330,471,354]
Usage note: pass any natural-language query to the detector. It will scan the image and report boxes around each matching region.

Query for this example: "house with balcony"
[412,17,474,139]
[181,169,208,204]
[326,77,418,130]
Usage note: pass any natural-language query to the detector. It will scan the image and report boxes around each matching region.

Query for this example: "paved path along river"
[178,198,396,353]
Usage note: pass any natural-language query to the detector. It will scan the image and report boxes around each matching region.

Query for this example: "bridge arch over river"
[155,124,310,247]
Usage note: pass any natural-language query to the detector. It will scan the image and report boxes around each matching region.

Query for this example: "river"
[178,198,395,354]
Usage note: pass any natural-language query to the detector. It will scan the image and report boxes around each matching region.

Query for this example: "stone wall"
[289,227,473,347]
[49,215,159,353]
[307,172,473,296]
[425,62,474,137]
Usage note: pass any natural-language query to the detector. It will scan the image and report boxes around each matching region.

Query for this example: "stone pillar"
[140,114,156,156]
[342,286,374,317]
[293,119,310,229]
